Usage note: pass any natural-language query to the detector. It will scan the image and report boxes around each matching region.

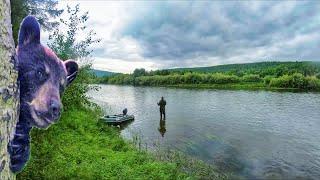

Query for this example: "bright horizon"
[45,1,320,73]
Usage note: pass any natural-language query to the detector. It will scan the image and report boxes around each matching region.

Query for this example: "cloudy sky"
[52,1,320,73]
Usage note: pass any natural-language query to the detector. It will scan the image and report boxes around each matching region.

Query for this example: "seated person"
[122,108,128,115]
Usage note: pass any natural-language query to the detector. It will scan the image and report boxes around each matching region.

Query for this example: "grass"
[17,105,227,179]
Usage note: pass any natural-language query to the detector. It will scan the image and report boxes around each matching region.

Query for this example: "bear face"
[8,15,79,173]
[17,15,78,128]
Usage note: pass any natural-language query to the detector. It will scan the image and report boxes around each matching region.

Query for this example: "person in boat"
[157,97,166,120]
[122,108,128,115]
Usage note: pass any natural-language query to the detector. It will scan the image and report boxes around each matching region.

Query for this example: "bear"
[7,15,78,173]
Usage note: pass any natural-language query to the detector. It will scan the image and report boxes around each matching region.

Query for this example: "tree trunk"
[0,0,18,179]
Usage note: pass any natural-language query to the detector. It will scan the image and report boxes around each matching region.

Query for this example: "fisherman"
[157,97,166,120]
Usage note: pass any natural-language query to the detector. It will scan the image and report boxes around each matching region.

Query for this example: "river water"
[88,85,320,179]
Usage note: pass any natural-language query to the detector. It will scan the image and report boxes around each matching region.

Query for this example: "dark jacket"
[158,99,166,112]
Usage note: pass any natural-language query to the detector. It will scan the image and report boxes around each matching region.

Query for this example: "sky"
[48,1,320,73]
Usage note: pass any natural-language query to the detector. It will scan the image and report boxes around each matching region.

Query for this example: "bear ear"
[64,60,78,86]
[18,16,41,46]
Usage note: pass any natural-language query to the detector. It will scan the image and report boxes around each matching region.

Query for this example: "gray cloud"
[119,1,320,67]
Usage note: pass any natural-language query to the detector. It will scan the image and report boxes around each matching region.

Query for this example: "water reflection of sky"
[89,85,320,179]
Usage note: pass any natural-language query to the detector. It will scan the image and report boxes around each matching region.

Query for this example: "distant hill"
[91,69,117,77]
[168,61,320,73]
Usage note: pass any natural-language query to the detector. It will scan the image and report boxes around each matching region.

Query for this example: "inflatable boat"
[100,114,135,125]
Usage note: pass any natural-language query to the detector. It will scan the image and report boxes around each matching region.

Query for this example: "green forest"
[99,62,320,91]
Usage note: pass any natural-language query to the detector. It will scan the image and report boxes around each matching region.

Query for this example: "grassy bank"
[17,106,227,179]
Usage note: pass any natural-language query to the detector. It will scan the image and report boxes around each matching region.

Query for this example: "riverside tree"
[48,4,100,109]
[0,0,19,178]
[10,0,62,44]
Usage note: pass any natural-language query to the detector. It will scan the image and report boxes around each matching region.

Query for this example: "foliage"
[170,61,320,76]
[100,62,320,91]
[133,68,146,77]
[48,4,100,109]
[269,73,320,90]
[17,106,226,179]
[10,0,63,44]
[263,75,274,85]
[241,74,261,82]
[48,5,100,60]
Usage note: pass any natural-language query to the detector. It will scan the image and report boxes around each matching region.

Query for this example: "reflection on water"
[89,85,320,179]
[158,120,166,137]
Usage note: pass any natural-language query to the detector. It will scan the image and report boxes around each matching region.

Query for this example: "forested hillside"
[170,61,320,75]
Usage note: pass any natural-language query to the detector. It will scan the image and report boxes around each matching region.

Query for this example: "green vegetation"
[100,62,320,91]
[17,106,226,179]
[11,0,62,44]
[48,4,100,109]
[13,4,227,179]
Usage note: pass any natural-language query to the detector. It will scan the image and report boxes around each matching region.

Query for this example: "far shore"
[96,82,320,93]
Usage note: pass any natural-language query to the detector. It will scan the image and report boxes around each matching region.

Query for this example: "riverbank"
[99,82,308,92]
[17,105,227,179]
[98,62,320,92]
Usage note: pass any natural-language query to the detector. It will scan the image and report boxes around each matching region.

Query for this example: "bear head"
[17,16,78,128]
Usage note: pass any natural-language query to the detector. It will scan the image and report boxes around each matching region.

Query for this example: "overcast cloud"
[56,1,320,73]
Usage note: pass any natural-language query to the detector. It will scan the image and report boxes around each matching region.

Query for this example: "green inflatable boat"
[100,114,135,125]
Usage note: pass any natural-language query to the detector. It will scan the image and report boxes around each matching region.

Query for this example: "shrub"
[305,76,320,90]
[291,73,306,89]
[269,75,292,88]
[242,74,261,82]
[208,73,240,84]
[269,73,320,90]
[263,75,274,85]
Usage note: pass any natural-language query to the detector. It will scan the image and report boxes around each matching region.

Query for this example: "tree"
[48,4,100,109]
[0,0,19,178]
[133,68,146,77]
[10,0,63,44]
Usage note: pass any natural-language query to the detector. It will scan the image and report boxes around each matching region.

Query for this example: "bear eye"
[36,70,47,81]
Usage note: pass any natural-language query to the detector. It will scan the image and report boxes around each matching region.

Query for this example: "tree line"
[99,62,320,90]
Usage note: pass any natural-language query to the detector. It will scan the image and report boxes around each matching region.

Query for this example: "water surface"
[89,85,320,179]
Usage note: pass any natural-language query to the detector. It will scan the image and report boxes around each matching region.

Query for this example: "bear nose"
[49,100,61,120]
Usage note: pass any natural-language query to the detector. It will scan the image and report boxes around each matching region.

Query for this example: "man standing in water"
[157,97,166,120]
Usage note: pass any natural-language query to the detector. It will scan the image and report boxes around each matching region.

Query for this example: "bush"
[269,75,293,88]
[263,75,274,85]
[305,76,320,90]
[242,74,261,82]
[269,73,320,90]
[291,73,305,89]
[208,73,240,84]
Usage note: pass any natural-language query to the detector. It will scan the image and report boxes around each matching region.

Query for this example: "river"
[88,84,320,179]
